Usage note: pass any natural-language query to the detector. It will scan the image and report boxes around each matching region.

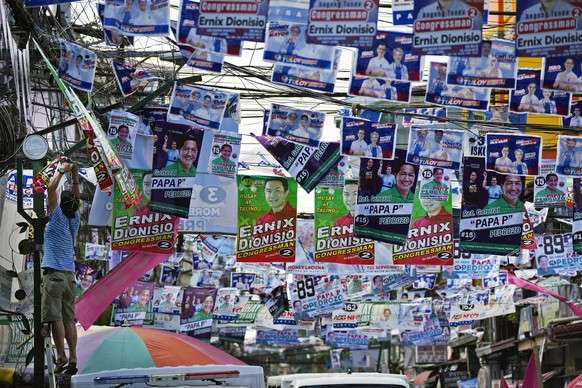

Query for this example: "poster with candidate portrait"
[57,39,97,92]
[447,39,517,89]
[253,135,342,193]
[460,157,524,255]
[516,0,582,57]
[266,104,326,148]
[150,127,205,218]
[196,0,268,42]
[355,30,421,82]
[271,49,341,93]
[354,152,419,245]
[288,276,344,319]
[392,182,454,266]
[563,101,582,128]
[236,176,298,263]
[168,83,229,130]
[451,256,500,279]
[178,287,217,338]
[407,128,464,170]
[402,107,447,126]
[485,133,542,176]
[534,160,567,207]
[306,0,379,48]
[418,166,453,202]
[543,56,582,93]
[111,168,179,253]
[263,23,336,70]
[153,285,181,314]
[97,3,134,46]
[348,76,412,103]
[115,280,155,324]
[510,68,572,116]
[210,131,241,179]
[535,234,582,275]
[103,0,170,36]
[341,117,396,160]
[425,62,491,111]
[412,0,484,56]
[185,48,225,74]
[107,110,139,160]
[314,180,376,265]
[556,135,582,176]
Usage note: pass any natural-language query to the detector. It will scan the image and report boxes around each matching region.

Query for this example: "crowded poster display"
[3,0,582,387]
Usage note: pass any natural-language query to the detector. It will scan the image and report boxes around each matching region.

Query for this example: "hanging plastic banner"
[534,160,567,207]
[406,128,464,170]
[103,0,170,37]
[266,104,326,148]
[485,133,542,176]
[341,117,397,159]
[355,30,421,82]
[196,0,268,42]
[447,39,517,89]
[510,68,572,116]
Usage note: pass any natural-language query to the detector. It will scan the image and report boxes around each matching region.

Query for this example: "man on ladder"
[41,160,81,379]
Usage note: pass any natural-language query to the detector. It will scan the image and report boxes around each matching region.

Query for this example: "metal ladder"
[41,324,58,388]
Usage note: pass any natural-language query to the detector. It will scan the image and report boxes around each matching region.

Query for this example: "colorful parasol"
[75,326,245,375]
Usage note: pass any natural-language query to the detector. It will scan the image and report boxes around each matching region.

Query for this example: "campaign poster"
[327,332,369,349]
[153,285,181,314]
[460,157,524,255]
[510,68,572,116]
[393,0,414,24]
[447,39,517,89]
[103,0,170,36]
[451,256,500,279]
[515,0,582,57]
[84,243,106,261]
[402,107,447,126]
[168,83,229,130]
[112,169,179,253]
[150,127,204,218]
[178,287,217,337]
[418,166,452,202]
[289,218,326,275]
[107,110,139,160]
[263,23,336,70]
[406,128,464,170]
[412,0,484,56]
[271,49,340,93]
[534,160,567,207]
[535,234,582,275]
[485,133,542,176]
[57,39,97,92]
[257,329,299,346]
[314,180,376,265]
[254,135,343,193]
[210,132,241,179]
[563,101,582,127]
[306,0,379,48]
[413,273,438,289]
[354,153,419,245]
[348,75,412,103]
[543,56,582,93]
[112,61,161,97]
[97,3,134,46]
[268,0,310,23]
[231,272,256,290]
[196,0,268,42]
[425,62,491,111]
[573,179,582,252]
[115,281,155,323]
[521,211,538,250]
[185,48,225,74]
[236,176,297,263]
[288,277,344,319]
[355,30,421,82]
[556,135,582,176]
[266,104,326,148]
[392,182,454,266]
[464,106,525,157]
[74,262,99,297]
[341,117,397,159]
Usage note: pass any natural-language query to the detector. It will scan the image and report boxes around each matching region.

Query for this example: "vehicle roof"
[289,374,409,388]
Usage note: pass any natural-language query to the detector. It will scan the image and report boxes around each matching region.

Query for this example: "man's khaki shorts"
[41,270,76,324]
